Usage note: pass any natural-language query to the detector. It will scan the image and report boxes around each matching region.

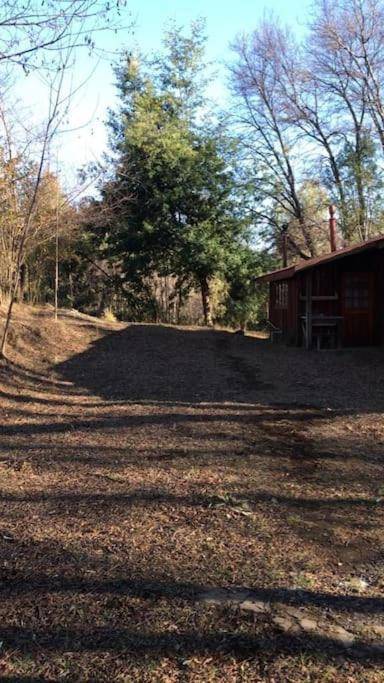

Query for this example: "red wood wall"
[268,247,384,346]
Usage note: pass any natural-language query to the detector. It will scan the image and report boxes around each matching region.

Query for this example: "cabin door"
[342,272,374,346]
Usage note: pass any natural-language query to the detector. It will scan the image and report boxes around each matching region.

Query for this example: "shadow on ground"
[55,324,266,404]
[53,323,384,411]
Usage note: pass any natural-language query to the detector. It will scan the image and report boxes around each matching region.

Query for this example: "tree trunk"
[176,286,182,325]
[200,276,213,326]
[19,263,26,302]
[69,272,74,306]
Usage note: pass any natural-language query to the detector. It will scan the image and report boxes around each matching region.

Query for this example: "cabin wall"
[297,264,340,322]
[335,250,382,345]
[269,279,298,344]
[374,250,384,344]
[296,249,384,346]
[269,247,384,347]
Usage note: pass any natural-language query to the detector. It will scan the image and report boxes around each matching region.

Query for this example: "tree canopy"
[95,23,254,325]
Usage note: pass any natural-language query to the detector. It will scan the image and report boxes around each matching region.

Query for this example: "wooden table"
[300,315,344,350]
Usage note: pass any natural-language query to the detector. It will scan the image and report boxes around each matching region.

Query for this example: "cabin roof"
[255,234,384,283]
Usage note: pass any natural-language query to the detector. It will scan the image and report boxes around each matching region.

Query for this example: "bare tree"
[309,1,384,147]
[0,1,131,356]
[308,0,384,240]
[230,10,384,254]
[0,53,72,357]
[231,20,320,259]
[0,1,127,72]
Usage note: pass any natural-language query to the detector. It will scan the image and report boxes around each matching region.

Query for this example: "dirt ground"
[0,305,383,682]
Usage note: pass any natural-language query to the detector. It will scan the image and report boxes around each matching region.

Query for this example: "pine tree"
[99,23,250,325]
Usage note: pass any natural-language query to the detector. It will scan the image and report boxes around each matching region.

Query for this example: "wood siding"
[269,247,384,347]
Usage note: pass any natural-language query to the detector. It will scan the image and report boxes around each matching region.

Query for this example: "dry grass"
[0,304,382,681]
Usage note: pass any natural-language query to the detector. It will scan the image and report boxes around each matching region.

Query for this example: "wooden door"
[342,272,374,346]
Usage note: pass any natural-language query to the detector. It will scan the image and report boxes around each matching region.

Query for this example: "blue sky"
[14,0,310,188]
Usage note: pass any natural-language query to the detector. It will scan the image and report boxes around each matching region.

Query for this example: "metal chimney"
[281,223,288,267]
[329,205,337,252]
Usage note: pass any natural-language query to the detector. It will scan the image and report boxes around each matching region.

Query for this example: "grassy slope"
[1,303,125,371]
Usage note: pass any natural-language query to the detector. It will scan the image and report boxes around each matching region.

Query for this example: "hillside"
[0,303,126,375]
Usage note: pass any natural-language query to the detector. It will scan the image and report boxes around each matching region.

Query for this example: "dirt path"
[0,314,383,681]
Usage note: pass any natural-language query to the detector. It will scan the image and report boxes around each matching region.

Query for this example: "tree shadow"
[0,531,382,663]
[52,324,384,410]
[3,570,383,614]
[0,624,382,663]
[54,325,261,403]
[0,485,381,564]
[0,487,380,513]
[0,408,332,438]
[0,555,383,665]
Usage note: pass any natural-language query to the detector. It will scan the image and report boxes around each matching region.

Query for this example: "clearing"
[0,304,383,681]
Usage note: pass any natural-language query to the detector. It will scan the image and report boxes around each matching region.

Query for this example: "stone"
[198,588,250,606]
[328,625,356,648]
[229,589,253,603]
[348,577,368,592]
[285,606,304,619]
[299,617,318,632]
[372,624,384,638]
[272,615,300,634]
[198,588,231,605]
[239,599,270,614]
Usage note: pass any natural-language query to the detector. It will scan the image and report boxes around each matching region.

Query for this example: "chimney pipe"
[281,223,288,267]
[329,204,337,252]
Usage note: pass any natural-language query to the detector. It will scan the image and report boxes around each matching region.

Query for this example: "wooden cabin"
[256,226,384,350]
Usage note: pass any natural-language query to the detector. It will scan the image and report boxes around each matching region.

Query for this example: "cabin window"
[344,274,369,310]
[275,282,288,309]
[313,266,336,296]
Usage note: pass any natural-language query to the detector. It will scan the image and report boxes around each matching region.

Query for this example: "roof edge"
[255,265,295,283]
[255,234,384,283]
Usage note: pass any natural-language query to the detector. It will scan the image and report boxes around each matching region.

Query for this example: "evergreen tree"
[224,247,277,331]
[99,23,250,324]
